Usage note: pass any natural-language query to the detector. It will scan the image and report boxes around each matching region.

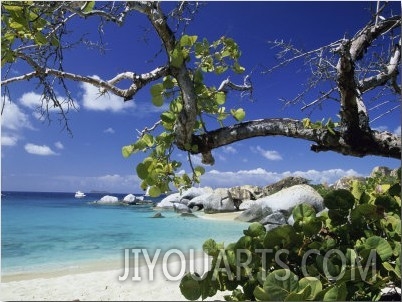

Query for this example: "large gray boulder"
[122,194,137,204]
[235,203,271,222]
[156,192,180,208]
[97,195,119,204]
[180,187,211,200]
[262,176,309,196]
[203,192,236,214]
[259,212,287,226]
[260,184,324,215]
[236,184,323,224]
[156,187,212,208]
[370,166,392,178]
[239,199,260,210]
[333,176,365,190]
[187,194,207,209]
[173,203,192,213]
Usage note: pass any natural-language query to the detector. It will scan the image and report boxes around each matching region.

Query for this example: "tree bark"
[189,118,401,159]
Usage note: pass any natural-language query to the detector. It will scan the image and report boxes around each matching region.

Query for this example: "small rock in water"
[151,212,164,218]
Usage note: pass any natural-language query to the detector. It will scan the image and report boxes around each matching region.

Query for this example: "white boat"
[144,186,150,197]
[75,191,86,198]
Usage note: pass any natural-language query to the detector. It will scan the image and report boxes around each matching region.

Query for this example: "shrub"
[180,169,401,301]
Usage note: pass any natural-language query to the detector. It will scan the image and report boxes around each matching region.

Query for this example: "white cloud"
[24,143,59,156]
[394,126,401,136]
[189,154,203,166]
[54,141,64,149]
[55,174,142,193]
[1,98,34,147]
[199,167,361,188]
[1,135,18,146]
[222,146,237,154]
[373,125,388,132]
[1,100,33,131]
[80,76,135,112]
[19,91,76,113]
[251,146,283,161]
[104,127,115,134]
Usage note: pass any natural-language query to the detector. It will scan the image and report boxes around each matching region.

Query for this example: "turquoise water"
[1,191,248,274]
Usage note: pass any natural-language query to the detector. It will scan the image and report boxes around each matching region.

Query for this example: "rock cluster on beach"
[155,166,399,230]
[94,194,151,205]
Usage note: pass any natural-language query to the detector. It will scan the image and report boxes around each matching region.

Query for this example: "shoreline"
[197,210,243,221]
[1,211,246,301]
[1,252,230,301]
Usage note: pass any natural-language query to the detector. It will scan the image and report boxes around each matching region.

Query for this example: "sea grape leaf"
[180,273,201,300]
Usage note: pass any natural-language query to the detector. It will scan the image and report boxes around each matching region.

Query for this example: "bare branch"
[190,118,400,159]
[371,105,400,123]
[136,120,163,138]
[217,76,252,93]
[349,16,401,61]
[359,44,401,92]
[300,87,338,111]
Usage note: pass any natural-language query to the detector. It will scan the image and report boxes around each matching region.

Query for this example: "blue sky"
[1,1,400,193]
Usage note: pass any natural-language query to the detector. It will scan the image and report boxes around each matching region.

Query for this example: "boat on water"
[144,186,150,197]
[75,191,86,198]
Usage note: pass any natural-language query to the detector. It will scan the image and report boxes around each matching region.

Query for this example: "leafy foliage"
[1,1,86,66]
[302,118,340,135]
[180,170,401,301]
[122,34,246,195]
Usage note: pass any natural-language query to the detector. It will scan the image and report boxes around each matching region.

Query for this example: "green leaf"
[81,1,95,13]
[388,183,402,197]
[160,111,176,124]
[233,61,245,73]
[315,254,340,279]
[264,225,301,249]
[141,134,154,147]
[180,34,198,47]
[122,145,134,158]
[375,195,400,212]
[149,185,161,197]
[285,289,309,301]
[34,32,47,45]
[203,238,220,256]
[194,166,205,177]
[263,269,299,301]
[136,162,150,180]
[162,76,175,89]
[324,189,355,210]
[170,48,184,68]
[180,273,201,300]
[170,98,183,113]
[322,283,347,301]
[350,204,379,224]
[253,286,270,301]
[243,222,266,238]
[152,95,164,107]
[292,203,316,221]
[230,108,245,122]
[298,277,322,300]
[150,83,163,96]
[214,92,226,105]
[364,236,393,261]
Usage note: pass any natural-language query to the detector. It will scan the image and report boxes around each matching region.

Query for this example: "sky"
[1,1,401,194]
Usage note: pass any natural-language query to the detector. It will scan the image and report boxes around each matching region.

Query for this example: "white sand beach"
[197,211,242,221]
[1,213,241,301]
[1,253,231,301]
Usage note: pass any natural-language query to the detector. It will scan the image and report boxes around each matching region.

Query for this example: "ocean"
[1,191,248,275]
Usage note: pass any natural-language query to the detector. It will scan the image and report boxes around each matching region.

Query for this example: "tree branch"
[359,43,401,93]
[189,118,401,160]
[349,16,401,61]
[132,1,198,149]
